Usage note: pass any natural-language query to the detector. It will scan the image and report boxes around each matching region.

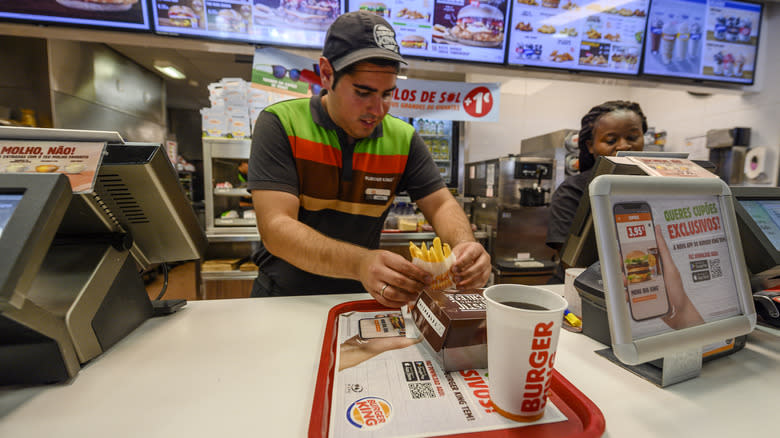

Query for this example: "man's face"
[320,59,397,140]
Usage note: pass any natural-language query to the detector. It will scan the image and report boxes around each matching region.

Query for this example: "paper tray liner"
[308,299,606,438]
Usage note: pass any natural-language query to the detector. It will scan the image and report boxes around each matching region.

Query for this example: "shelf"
[215,218,256,226]
[419,133,451,138]
[201,270,259,281]
[213,188,250,196]
[207,231,261,242]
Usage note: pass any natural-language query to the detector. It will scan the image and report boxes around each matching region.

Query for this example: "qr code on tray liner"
[408,382,437,399]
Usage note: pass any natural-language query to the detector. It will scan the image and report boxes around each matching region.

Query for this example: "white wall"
[464,3,779,183]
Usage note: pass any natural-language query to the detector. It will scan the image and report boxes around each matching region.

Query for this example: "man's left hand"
[450,242,491,289]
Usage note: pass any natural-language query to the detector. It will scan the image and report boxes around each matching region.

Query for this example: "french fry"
[432,237,445,262]
[420,242,430,262]
[409,242,418,259]
[443,243,451,258]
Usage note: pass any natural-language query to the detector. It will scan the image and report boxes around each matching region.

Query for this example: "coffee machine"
[465,155,557,285]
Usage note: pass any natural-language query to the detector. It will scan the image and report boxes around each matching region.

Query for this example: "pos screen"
[0,193,22,238]
[736,200,780,251]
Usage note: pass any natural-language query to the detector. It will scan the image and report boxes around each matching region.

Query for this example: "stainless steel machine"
[465,155,557,285]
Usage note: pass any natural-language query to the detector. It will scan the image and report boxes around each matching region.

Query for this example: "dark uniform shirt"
[546,168,595,282]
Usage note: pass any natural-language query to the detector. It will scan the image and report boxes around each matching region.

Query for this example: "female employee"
[546,100,648,280]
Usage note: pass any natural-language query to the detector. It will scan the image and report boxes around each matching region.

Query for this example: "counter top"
[1,286,778,437]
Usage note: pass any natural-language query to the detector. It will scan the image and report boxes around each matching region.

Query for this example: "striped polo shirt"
[248,94,444,295]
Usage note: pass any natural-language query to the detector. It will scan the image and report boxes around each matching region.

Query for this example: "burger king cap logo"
[373,24,400,54]
[346,396,392,430]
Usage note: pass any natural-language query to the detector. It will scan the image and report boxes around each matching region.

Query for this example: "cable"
[154,263,169,301]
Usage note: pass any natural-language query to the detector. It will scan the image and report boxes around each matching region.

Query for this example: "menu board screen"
[152,0,344,48]
[642,0,762,84]
[506,0,649,74]
[0,0,150,30]
[347,0,511,65]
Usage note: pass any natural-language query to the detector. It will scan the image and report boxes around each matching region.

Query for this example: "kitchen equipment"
[466,156,557,284]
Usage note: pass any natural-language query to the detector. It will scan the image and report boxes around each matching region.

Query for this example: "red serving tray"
[308,300,606,438]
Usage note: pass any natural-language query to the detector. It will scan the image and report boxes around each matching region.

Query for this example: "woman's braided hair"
[578,100,648,172]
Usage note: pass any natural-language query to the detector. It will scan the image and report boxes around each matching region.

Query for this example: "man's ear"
[319,57,334,89]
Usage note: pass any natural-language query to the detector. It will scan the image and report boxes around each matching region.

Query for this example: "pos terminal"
[0,127,207,385]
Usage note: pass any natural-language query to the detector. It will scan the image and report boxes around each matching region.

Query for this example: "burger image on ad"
[215,8,247,33]
[449,3,505,46]
[168,5,199,27]
[56,0,138,11]
[401,35,427,50]
[625,250,653,283]
[359,2,388,17]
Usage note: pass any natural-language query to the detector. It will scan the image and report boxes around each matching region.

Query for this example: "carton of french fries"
[409,237,456,290]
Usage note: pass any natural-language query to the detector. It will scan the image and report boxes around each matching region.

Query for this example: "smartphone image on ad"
[358,315,406,340]
[613,202,671,321]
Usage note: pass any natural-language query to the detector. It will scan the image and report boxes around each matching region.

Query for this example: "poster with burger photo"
[252,0,340,31]
[205,1,249,34]
[0,0,148,28]
[432,0,508,49]
[156,0,206,29]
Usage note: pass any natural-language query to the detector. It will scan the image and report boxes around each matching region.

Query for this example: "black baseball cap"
[322,11,407,72]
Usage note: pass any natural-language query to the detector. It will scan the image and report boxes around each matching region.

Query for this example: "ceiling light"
[153,61,186,80]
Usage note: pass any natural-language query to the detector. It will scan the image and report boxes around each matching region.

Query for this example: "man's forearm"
[260,214,368,281]
[427,197,475,248]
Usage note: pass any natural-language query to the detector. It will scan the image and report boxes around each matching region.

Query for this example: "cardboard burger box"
[411,289,487,371]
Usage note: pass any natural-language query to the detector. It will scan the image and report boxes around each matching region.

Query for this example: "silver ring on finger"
[381,283,389,298]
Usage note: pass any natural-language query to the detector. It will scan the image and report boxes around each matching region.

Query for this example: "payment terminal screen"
[0,194,23,239]
[738,200,780,251]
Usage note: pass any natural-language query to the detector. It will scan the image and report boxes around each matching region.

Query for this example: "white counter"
[1,287,778,438]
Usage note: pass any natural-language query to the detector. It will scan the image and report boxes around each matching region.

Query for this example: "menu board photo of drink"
[152,0,344,48]
[0,0,150,31]
[347,0,510,64]
[506,0,650,75]
[642,0,762,84]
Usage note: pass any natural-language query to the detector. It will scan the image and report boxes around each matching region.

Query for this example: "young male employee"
[248,12,490,307]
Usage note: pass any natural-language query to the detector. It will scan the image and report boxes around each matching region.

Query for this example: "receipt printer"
[754,290,780,327]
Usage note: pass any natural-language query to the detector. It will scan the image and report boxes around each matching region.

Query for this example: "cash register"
[0,127,206,385]
[730,186,780,327]
[559,155,755,386]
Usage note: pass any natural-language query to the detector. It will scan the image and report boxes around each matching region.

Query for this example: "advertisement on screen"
[152,0,343,48]
[642,0,762,84]
[347,0,510,64]
[506,0,649,75]
[0,0,150,30]
[612,195,742,340]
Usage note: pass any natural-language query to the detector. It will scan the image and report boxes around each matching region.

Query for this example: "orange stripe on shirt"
[291,136,341,167]
[354,152,408,174]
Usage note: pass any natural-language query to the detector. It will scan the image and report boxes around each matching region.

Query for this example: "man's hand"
[451,241,491,289]
[359,250,432,308]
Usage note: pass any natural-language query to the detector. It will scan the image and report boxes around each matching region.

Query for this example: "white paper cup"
[484,284,567,422]
[564,268,586,317]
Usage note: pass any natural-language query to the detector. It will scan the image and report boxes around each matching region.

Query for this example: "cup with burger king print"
[484,284,567,422]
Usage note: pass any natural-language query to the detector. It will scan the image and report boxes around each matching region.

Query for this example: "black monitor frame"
[729,186,780,286]
[0,173,72,307]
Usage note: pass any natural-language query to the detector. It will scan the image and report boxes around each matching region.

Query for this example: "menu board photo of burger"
[155,0,206,29]
[348,0,510,64]
[152,0,343,48]
[0,0,150,30]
